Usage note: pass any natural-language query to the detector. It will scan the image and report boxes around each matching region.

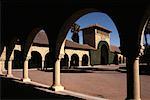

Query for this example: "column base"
[22,78,31,82]
[6,74,13,78]
[50,85,64,91]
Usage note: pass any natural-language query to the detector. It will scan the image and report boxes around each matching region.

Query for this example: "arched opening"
[60,53,69,69]
[45,52,53,70]
[29,51,42,69]
[82,54,88,66]
[12,50,22,69]
[101,44,108,65]
[55,9,123,98]
[70,54,79,68]
[56,9,121,61]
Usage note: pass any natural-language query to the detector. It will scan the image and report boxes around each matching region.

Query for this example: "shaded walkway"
[0,75,83,100]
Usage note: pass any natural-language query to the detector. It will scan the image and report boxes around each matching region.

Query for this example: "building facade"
[0,24,125,71]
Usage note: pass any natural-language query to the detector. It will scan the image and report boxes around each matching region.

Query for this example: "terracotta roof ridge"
[81,23,112,32]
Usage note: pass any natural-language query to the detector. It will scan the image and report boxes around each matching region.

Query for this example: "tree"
[71,23,80,43]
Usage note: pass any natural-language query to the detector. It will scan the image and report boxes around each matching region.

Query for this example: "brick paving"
[3,67,150,100]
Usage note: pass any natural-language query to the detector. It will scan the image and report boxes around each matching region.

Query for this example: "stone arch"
[70,54,79,68]
[22,29,50,61]
[55,8,121,61]
[138,6,150,65]
[60,53,69,69]
[139,6,150,49]
[82,54,89,66]
[29,51,42,69]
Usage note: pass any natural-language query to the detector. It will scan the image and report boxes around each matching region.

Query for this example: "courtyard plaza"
[1,64,150,100]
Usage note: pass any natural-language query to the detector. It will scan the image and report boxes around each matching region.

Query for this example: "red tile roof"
[65,40,96,50]
[33,30,49,44]
[80,24,112,33]
[110,45,121,53]
[22,29,120,53]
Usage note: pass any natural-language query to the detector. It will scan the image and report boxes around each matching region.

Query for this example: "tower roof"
[80,24,112,33]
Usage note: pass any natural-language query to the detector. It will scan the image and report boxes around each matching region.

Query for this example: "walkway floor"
[2,65,150,100]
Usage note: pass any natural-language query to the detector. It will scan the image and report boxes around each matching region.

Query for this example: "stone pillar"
[79,57,82,66]
[6,60,13,77]
[2,60,6,71]
[88,57,90,66]
[51,57,64,91]
[68,56,71,69]
[42,59,45,70]
[79,60,82,66]
[68,60,70,69]
[22,59,31,82]
[126,56,141,100]
[0,60,2,74]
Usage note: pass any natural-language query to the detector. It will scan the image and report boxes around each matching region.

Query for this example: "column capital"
[25,56,31,61]
[138,44,145,57]
[9,58,14,61]
[59,54,64,59]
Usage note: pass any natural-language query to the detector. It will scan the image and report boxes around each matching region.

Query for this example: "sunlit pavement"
[2,65,150,100]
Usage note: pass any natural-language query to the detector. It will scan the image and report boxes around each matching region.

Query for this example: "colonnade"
[0,45,143,100]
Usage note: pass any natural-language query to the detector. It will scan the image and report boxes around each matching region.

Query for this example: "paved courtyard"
[3,66,150,100]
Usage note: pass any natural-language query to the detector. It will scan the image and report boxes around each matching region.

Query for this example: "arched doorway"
[13,50,22,69]
[101,44,109,65]
[82,54,88,66]
[70,54,79,68]
[60,54,69,69]
[29,51,42,69]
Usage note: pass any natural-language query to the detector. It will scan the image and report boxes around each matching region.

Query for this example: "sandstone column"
[125,44,145,100]
[22,58,31,82]
[51,57,64,91]
[6,60,13,77]
[79,60,82,66]
[126,56,141,100]
[1,60,6,71]
[68,60,70,69]
[42,59,45,70]
[0,60,3,74]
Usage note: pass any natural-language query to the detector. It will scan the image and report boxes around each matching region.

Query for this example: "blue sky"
[66,12,120,47]
[144,34,150,45]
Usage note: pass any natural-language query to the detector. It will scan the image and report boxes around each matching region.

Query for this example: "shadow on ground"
[118,65,150,75]
[0,75,84,100]
[42,67,119,73]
